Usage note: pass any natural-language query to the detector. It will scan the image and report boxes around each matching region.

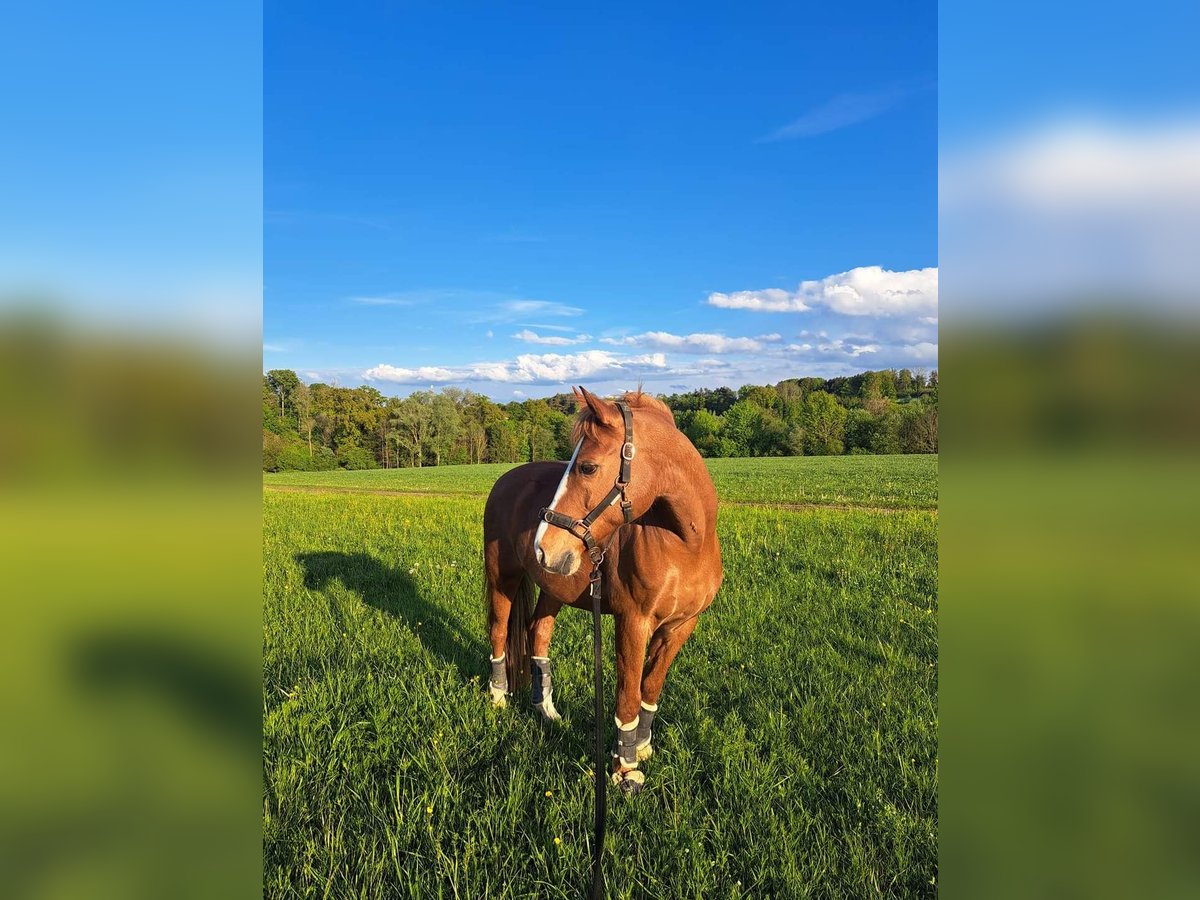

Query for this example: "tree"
[684,409,724,457]
[428,393,462,466]
[262,367,939,471]
[900,402,938,453]
[721,401,761,457]
[293,381,314,458]
[801,391,847,455]
[869,406,902,455]
[750,408,788,456]
[394,394,432,466]
[266,369,300,422]
[844,408,876,453]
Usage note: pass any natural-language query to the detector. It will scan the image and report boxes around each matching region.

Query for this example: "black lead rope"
[537,400,636,900]
[589,563,607,900]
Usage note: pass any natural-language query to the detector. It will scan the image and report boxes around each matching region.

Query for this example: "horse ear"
[578,386,621,428]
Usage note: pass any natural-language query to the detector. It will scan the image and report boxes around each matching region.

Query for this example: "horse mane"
[571,390,675,444]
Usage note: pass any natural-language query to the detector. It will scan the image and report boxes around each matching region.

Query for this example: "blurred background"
[941,1,1200,897]
[3,0,1198,897]
[0,2,261,898]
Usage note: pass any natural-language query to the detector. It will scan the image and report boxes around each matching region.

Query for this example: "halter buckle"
[621,442,636,461]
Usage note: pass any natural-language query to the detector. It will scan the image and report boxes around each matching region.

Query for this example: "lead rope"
[589,552,606,900]
[537,400,635,900]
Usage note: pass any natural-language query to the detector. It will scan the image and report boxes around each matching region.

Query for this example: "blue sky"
[266,1,937,398]
[2,2,261,334]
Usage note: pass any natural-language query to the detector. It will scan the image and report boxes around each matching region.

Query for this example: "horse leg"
[529,590,564,722]
[485,570,523,707]
[611,613,652,795]
[635,615,700,762]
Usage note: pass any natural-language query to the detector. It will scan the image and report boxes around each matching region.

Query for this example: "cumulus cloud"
[706,287,803,313]
[601,331,783,353]
[513,329,592,346]
[361,363,458,383]
[903,342,938,362]
[707,266,938,317]
[786,339,880,358]
[362,349,668,386]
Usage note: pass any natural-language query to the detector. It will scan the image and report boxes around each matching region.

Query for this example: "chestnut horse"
[483,387,723,794]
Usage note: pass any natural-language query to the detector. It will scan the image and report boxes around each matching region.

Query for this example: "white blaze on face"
[534,439,583,557]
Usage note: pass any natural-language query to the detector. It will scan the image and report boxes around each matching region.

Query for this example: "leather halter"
[538,400,635,597]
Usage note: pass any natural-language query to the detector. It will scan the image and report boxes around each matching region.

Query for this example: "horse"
[483,386,723,794]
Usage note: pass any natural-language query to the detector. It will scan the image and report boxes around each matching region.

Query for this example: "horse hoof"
[534,697,562,722]
[636,743,653,762]
[612,769,645,795]
[489,685,508,707]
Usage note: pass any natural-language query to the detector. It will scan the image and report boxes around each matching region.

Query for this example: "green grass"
[263,458,938,898]
[265,453,938,510]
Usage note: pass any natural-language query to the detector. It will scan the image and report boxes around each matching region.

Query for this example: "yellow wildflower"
[544,790,553,798]
[554,837,563,846]
[425,806,433,815]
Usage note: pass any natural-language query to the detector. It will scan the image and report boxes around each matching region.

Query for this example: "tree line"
[263,368,937,471]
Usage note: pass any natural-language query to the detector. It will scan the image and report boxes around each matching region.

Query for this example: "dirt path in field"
[263,482,935,515]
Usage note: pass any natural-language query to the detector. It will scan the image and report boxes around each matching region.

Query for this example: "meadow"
[263,455,938,898]
[265,453,938,510]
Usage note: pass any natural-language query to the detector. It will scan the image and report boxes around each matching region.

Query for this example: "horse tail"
[505,573,536,694]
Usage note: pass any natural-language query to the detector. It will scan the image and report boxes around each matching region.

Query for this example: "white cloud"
[707,266,938,317]
[502,299,583,317]
[706,287,803,312]
[362,349,667,386]
[518,322,577,332]
[362,363,458,383]
[601,331,783,353]
[513,329,592,346]
[786,339,880,358]
[903,342,938,362]
[761,80,931,142]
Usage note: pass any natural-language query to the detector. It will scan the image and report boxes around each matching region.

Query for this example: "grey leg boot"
[489,653,508,706]
[636,701,657,761]
[530,656,561,721]
[612,714,646,795]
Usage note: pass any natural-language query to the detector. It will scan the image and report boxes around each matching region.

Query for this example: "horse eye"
[578,462,598,476]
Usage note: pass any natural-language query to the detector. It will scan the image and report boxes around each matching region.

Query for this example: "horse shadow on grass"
[296,550,486,684]
[294,551,666,767]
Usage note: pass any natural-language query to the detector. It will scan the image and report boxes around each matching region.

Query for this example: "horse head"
[533,386,659,576]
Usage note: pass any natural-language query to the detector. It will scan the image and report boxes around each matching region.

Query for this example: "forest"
[263,368,938,471]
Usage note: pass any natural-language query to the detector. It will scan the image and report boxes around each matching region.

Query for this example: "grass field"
[265,453,938,510]
[263,455,938,898]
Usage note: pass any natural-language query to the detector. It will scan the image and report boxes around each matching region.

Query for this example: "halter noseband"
[538,400,635,596]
